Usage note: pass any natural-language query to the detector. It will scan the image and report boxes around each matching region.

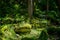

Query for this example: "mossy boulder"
[15,23,32,34]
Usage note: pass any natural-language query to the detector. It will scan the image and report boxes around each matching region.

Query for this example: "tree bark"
[28,0,34,19]
[56,0,60,11]
[47,0,49,11]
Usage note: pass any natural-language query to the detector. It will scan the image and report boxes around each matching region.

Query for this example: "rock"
[15,23,32,34]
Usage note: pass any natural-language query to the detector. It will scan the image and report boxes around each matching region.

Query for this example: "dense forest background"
[0,0,60,40]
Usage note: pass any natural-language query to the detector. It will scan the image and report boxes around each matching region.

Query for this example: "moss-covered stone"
[15,23,32,34]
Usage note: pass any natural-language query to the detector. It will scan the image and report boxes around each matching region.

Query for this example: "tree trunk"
[47,0,49,11]
[56,0,60,11]
[28,0,34,19]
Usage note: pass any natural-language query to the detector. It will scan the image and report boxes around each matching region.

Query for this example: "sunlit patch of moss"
[1,24,13,33]
[0,24,16,40]
[22,23,32,29]
[41,20,48,24]
[2,37,6,40]
[1,25,8,33]
[31,18,40,28]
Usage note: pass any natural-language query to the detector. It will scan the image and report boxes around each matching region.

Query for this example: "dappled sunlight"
[0,0,60,40]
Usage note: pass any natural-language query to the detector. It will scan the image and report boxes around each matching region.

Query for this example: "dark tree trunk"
[55,0,60,11]
[28,0,34,19]
[47,0,49,11]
